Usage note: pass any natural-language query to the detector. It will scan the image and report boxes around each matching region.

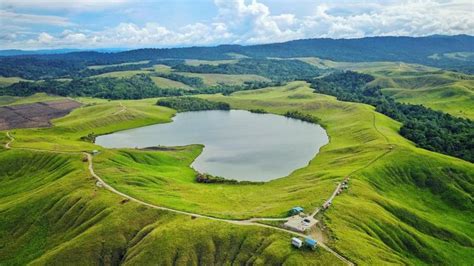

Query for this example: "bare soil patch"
[0,99,81,130]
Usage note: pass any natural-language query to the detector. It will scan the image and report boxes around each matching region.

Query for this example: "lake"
[96,110,329,181]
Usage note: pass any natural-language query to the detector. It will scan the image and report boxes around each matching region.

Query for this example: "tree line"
[173,59,323,81]
[156,97,230,112]
[1,74,281,100]
[309,71,474,162]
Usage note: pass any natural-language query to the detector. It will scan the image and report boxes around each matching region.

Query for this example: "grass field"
[0,93,65,106]
[1,82,473,264]
[370,72,474,119]
[0,149,341,265]
[177,72,270,86]
[87,60,150,69]
[150,76,192,90]
[0,76,28,87]
[92,70,153,78]
[185,59,238,66]
[296,57,474,119]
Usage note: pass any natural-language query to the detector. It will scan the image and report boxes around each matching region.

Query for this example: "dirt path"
[4,131,353,265]
[112,102,127,115]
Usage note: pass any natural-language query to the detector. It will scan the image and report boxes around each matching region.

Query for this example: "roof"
[292,237,302,244]
[291,206,304,212]
[305,238,317,246]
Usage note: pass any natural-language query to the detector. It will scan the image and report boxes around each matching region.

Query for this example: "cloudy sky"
[1,0,473,49]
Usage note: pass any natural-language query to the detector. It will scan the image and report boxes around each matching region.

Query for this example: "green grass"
[92,70,152,78]
[150,76,192,90]
[1,81,473,264]
[0,93,64,106]
[0,149,341,265]
[367,71,474,119]
[177,72,270,86]
[184,59,238,66]
[296,57,474,119]
[0,76,28,87]
[87,60,150,70]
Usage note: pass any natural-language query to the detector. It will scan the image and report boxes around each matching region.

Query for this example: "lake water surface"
[96,110,328,181]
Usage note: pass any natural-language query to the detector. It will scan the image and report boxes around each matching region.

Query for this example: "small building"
[289,206,304,216]
[305,238,318,250]
[322,201,331,210]
[291,237,303,248]
[92,150,100,155]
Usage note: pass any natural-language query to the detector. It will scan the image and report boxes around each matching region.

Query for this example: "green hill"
[1,82,472,264]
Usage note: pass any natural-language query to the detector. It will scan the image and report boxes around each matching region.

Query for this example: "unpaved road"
[4,131,354,266]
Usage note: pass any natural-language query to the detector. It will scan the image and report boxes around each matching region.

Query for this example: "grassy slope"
[0,93,64,106]
[2,82,473,264]
[92,70,152,78]
[177,72,270,86]
[298,57,474,120]
[7,99,175,151]
[0,149,340,265]
[0,76,28,87]
[150,76,192,90]
[87,60,150,70]
[184,59,238,66]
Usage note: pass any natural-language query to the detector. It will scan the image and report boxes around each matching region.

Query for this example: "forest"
[156,97,230,112]
[1,75,185,99]
[310,71,474,162]
[173,59,322,81]
[1,35,473,80]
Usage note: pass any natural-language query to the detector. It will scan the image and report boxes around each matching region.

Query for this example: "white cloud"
[1,0,131,10]
[0,10,72,26]
[1,0,473,49]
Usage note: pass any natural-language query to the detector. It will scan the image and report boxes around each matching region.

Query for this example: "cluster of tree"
[172,59,322,81]
[193,80,283,96]
[156,97,230,112]
[0,57,86,79]
[196,173,262,185]
[249,109,267,114]
[284,111,321,124]
[0,55,186,80]
[1,75,186,99]
[310,71,474,162]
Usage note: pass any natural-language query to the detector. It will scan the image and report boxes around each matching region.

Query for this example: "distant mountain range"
[0,48,128,56]
[1,35,473,76]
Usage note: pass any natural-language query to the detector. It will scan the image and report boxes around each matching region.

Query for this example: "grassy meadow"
[297,57,474,120]
[0,149,341,265]
[177,72,270,86]
[1,81,472,264]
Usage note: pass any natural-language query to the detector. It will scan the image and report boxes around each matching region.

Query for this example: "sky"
[0,0,473,50]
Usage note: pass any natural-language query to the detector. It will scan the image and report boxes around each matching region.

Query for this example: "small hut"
[305,238,318,250]
[289,206,304,216]
[291,237,303,248]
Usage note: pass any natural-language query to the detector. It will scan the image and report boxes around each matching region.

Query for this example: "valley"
[0,34,473,265]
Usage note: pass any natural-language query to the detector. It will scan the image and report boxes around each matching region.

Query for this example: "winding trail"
[4,130,353,265]
[112,102,127,115]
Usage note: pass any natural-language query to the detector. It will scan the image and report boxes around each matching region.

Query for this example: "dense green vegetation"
[1,35,473,265]
[157,97,230,112]
[1,35,473,81]
[152,72,205,88]
[310,71,474,162]
[1,75,186,99]
[284,110,320,124]
[173,58,323,81]
[1,82,472,265]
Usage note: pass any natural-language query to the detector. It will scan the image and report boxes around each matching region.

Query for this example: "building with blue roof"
[289,206,304,216]
[305,238,317,249]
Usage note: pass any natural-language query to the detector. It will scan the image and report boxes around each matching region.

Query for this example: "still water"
[96,110,328,181]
